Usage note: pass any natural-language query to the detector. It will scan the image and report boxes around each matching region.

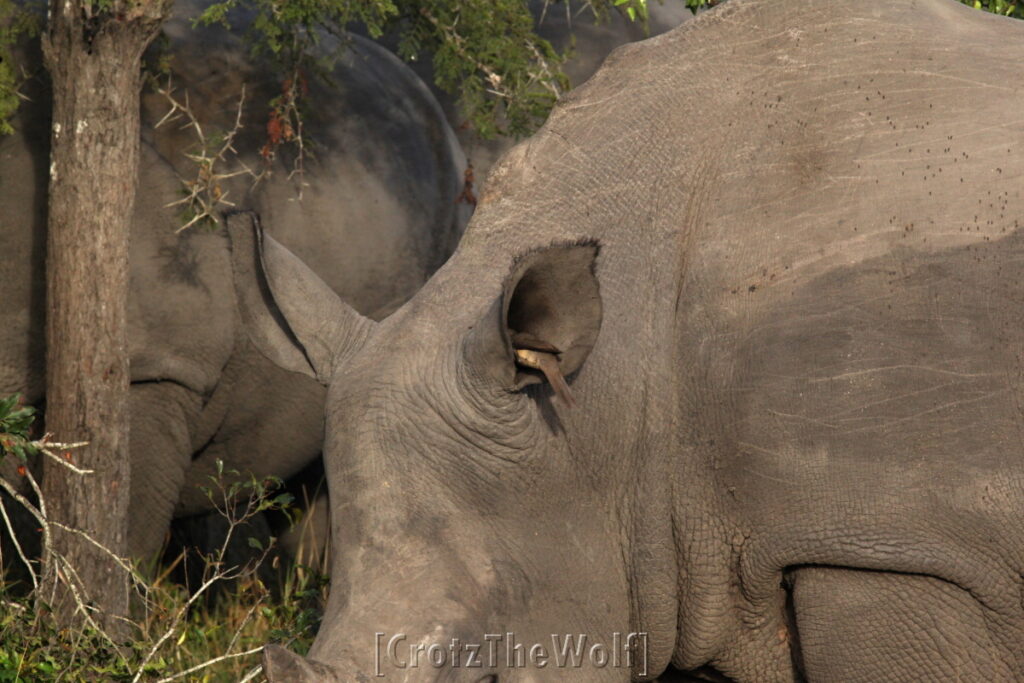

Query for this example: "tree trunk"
[41,0,167,636]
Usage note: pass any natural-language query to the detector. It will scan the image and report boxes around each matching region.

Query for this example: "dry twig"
[152,75,257,231]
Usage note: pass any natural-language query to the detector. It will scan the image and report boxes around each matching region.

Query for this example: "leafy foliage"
[962,0,1023,17]
[612,0,647,23]
[189,0,1024,137]
[394,1,569,137]
[3,0,1024,136]
[193,0,655,139]
[0,394,38,464]
[0,0,38,135]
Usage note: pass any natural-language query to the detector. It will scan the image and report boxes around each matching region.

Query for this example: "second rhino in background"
[0,19,468,562]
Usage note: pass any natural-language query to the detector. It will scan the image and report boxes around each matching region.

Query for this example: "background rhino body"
[0,26,467,560]
[243,0,1024,680]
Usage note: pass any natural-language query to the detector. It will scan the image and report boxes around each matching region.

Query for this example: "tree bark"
[41,0,168,636]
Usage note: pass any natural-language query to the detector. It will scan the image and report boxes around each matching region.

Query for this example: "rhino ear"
[466,241,602,407]
[226,212,372,383]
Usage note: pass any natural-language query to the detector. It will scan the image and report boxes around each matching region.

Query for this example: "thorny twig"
[152,75,257,231]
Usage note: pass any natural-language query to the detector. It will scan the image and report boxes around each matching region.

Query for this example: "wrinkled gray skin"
[0,28,466,560]
[277,0,698,571]
[235,0,1024,680]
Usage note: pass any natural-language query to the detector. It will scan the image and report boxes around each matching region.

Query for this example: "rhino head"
[228,206,671,682]
[223,0,1024,678]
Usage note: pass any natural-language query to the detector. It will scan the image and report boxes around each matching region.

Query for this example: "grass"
[0,494,327,683]
[0,558,325,682]
[0,392,328,682]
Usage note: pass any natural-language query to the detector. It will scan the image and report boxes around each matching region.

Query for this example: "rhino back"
[657,0,1024,673]
[144,9,469,318]
[658,0,1024,552]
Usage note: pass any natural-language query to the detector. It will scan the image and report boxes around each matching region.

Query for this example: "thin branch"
[0,469,47,538]
[131,496,270,683]
[154,646,264,683]
[50,522,138,577]
[35,436,93,475]
[0,493,37,591]
[237,664,264,683]
[152,75,256,230]
[257,62,309,200]
[225,599,262,655]
[18,464,128,659]
[49,555,127,659]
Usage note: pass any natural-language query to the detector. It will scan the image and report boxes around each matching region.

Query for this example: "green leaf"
[0,0,40,135]
[272,493,295,508]
[0,394,17,417]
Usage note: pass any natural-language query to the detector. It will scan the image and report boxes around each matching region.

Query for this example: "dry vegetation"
[0,393,326,682]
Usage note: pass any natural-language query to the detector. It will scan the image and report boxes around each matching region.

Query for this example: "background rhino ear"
[466,241,602,407]
[227,212,372,383]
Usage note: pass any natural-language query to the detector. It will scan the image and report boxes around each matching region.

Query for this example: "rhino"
[230,0,1024,680]
[0,25,467,560]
